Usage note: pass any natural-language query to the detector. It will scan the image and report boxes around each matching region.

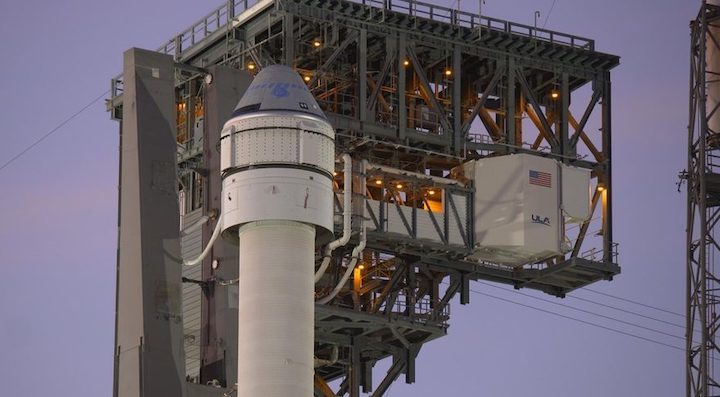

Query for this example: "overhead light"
[403,59,410,66]
[313,40,322,47]
[304,75,311,82]
[375,179,383,185]
[428,189,436,196]
[358,264,365,270]
[333,171,338,176]
[247,63,256,70]
[597,185,606,192]
[396,183,403,189]
[444,69,452,76]
[550,89,560,100]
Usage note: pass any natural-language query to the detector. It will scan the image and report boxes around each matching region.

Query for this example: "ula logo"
[531,214,551,227]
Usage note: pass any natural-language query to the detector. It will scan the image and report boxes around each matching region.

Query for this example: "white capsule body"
[220,111,335,241]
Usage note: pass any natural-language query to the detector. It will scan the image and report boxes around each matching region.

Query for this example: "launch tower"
[109,0,620,395]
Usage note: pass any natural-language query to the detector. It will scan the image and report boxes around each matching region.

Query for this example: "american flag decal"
[529,170,552,188]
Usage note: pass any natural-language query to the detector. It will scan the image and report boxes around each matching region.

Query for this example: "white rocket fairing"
[219,65,335,396]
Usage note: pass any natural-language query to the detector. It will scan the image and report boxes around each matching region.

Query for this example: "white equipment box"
[462,154,590,265]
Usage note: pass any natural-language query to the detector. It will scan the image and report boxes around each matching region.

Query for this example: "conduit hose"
[317,160,367,304]
[183,214,223,267]
[314,153,353,283]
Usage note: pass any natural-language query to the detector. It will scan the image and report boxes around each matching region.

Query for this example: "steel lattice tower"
[688,2,720,396]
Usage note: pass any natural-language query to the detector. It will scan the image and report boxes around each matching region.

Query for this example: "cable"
[467,287,702,358]
[476,281,701,336]
[541,0,557,29]
[0,90,110,173]
[582,288,685,318]
[475,281,685,340]
[567,295,686,330]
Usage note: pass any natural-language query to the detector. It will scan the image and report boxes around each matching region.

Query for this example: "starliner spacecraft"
[218,65,336,396]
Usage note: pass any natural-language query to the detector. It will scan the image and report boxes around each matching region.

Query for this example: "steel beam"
[398,32,407,140]
[309,31,358,86]
[461,67,503,136]
[559,72,570,160]
[359,28,368,122]
[198,66,252,388]
[569,86,601,149]
[406,44,453,134]
[452,45,463,153]
[506,57,517,148]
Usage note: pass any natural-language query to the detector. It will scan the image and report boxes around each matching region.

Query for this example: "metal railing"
[354,0,594,51]
[389,295,450,325]
[581,242,619,264]
[110,0,264,102]
[158,0,259,59]
[109,0,595,103]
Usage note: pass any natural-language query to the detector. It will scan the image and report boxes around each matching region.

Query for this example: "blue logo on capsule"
[271,83,290,98]
[251,81,308,96]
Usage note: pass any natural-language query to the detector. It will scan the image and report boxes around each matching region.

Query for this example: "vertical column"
[559,72,570,161]
[398,33,407,141]
[452,46,462,154]
[283,13,295,66]
[115,48,185,397]
[349,342,362,397]
[601,72,613,263]
[201,66,253,387]
[359,28,368,122]
[698,8,711,393]
[227,0,235,19]
[506,57,516,151]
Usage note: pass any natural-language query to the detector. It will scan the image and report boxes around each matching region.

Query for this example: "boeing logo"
[248,81,309,97]
[531,214,551,227]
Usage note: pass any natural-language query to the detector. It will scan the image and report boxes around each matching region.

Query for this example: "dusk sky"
[0,0,698,396]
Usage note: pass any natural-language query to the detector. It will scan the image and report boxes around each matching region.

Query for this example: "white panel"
[466,156,525,249]
[365,200,381,231]
[466,154,561,265]
[523,155,561,255]
[387,204,411,236]
[180,207,204,380]
[300,132,335,172]
[561,164,591,223]
[220,113,334,174]
[447,192,468,246]
[416,211,441,241]
[222,168,334,236]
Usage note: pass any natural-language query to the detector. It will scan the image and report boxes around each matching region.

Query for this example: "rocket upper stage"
[230,64,327,120]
